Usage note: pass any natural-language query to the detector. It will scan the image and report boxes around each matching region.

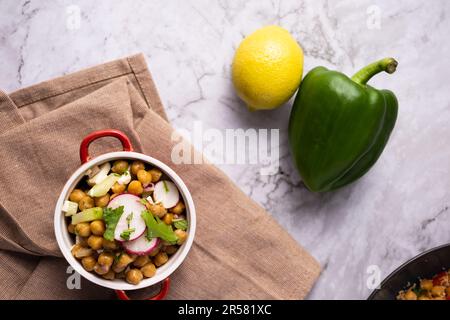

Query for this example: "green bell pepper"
[288,58,398,192]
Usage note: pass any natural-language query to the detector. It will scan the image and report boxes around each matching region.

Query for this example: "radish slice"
[107,194,146,242]
[153,180,179,208]
[122,232,160,256]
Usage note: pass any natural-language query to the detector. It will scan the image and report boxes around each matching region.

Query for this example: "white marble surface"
[1,0,449,299]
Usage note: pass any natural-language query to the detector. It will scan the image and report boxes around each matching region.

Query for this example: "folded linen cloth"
[0,54,320,299]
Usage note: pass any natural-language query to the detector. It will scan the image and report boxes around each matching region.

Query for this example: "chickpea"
[130,161,145,176]
[111,182,126,194]
[175,229,187,245]
[75,222,91,237]
[171,201,185,215]
[133,255,150,268]
[77,236,89,247]
[79,196,94,211]
[163,213,173,225]
[420,279,433,291]
[76,248,94,259]
[154,252,169,267]
[98,252,114,267]
[71,244,83,257]
[146,203,166,218]
[164,245,178,255]
[404,290,417,300]
[113,265,125,274]
[94,194,110,208]
[87,235,103,250]
[126,269,143,285]
[67,224,76,234]
[81,256,96,272]
[149,247,160,257]
[110,193,120,201]
[431,285,446,297]
[102,270,115,280]
[141,263,157,278]
[111,160,129,174]
[90,220,105,236]
[102,238,118,250]
[129,254,138,261]
[128,180,143,196]
[137,170,152,186]
[69,189,86,203]
[149,168,162,182]
[115,253,135,269]
[94,263,110,275]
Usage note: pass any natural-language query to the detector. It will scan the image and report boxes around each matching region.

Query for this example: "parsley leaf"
[141,210,178,243]
[120,228,135,241]
[103,206,124,241]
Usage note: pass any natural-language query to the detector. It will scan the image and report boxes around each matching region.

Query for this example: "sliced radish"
[107,194,146,242]
[153,180,179,208]
[122,232,160,256]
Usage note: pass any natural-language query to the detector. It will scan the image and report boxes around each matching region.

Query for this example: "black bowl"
[368,244,450,300]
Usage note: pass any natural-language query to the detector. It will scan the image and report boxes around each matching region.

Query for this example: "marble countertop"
[1,0,449,299]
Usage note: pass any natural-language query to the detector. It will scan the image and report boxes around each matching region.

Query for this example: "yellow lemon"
[232,25,304,111]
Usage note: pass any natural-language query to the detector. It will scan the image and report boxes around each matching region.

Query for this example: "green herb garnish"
[114,252,123,263]
[173,219,188,231]
[126,212,133,228]
[163,181,169,192]
[140,198,148,205]
[103,206,124,241]
[141,210,178,243]
[120,228,135,241]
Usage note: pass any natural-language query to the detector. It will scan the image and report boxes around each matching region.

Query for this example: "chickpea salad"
[63,160,188,285]
[397,270,450,300]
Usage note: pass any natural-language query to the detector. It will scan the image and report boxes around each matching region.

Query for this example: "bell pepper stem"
[351,58,398,85]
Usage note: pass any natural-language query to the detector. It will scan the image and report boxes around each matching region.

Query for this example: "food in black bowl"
[368,244,450,300]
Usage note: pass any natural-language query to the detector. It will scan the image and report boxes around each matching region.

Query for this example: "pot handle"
[80,129,133,164]
[115,278,170,300]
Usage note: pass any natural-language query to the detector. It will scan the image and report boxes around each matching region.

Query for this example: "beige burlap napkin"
[0,54,320,299]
